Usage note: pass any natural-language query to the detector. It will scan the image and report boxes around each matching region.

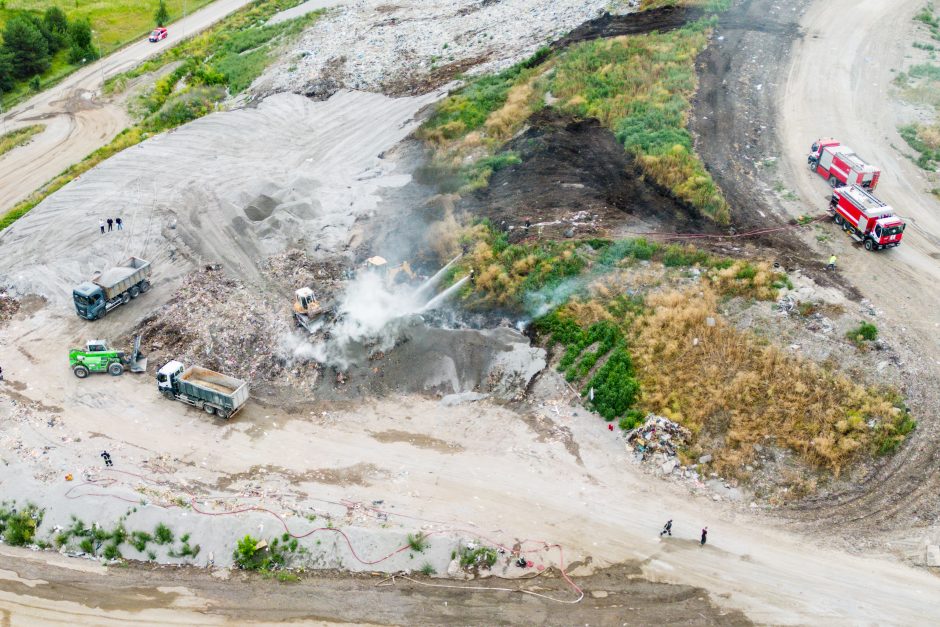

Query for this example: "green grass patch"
[0,123,43,156]
[233,534,305,572]
[846,321,878,346]
[459,545,498,569]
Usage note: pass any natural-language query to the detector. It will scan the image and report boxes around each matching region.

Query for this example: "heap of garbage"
[134,265,291,383]
[623,414,691,461]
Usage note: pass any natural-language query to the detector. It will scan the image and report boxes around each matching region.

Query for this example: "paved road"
[0,0,256,214]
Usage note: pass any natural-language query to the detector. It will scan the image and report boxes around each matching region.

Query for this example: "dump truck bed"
[92,257,151,300]
[179,366,249,411]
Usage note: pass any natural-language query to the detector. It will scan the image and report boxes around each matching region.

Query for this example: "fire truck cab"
[829,185,905,251]
[808,138,880,190]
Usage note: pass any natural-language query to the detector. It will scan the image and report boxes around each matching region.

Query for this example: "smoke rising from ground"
[280,262,466,369]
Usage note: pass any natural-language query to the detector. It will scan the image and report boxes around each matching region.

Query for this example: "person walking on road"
[660,520,673,537]
[107,218,113,232]
[116,217,123,230]
[100,451,113,467]
[826,255,837,271]
[99,219,105,234]
[700,527,708,546]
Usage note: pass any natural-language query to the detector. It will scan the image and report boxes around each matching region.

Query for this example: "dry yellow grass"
[630,287,902,477]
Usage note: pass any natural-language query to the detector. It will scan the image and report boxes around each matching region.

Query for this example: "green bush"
[583,346,641,421]
[0,503,43,546]
[154,523,174,545]
[103,543,122,560]
[460,546,498,569]
[846,322,878,344]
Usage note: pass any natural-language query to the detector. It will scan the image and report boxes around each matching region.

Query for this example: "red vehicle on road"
[829,184,905,251]
[149,27,168,42]
[808,138,880,190]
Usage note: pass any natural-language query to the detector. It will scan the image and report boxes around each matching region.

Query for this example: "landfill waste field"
[0,0,939,624]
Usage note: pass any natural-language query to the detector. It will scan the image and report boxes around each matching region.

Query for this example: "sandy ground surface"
[0,548,749,626]
[3,304,940,624]
[0,0,260,215]
[0,90,436,303]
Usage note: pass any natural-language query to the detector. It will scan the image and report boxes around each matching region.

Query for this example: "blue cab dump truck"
[73,256,151,320]
[157,360,249,419]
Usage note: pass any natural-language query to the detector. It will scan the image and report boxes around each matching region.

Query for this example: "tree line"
[0,7,98,93]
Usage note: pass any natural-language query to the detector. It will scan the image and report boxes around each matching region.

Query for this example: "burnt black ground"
[462,110,718,243]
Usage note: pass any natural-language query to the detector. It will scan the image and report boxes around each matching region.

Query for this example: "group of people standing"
[660,519,708,546]
[98,217,124,234]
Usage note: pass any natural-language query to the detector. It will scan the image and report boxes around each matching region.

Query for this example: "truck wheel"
[217,410,231,419]
[108,362,124,376]
[73,365,89,379]
[828,176,839,187]
[864,239,874,251]
[129,285,141,299]
[121,292,131,305]
[139,280,151,293]
[834,214,843,226]
[204,404,216,416]
[162,390,175,401]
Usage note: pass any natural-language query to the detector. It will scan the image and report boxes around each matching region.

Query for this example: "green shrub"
[103,543,122,560]
[420,562,437,576]
[846,322,878,344]
[583,346,641,421]
[459,546,498,569]
[80,538,94,554]
[154,523,174,545]
[407,532,429,553]
[0,503,43,546]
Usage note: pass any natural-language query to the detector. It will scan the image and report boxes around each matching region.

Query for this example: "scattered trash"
[623,414,691,461]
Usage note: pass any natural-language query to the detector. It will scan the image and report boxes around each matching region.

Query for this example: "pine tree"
[43,6,71,52]
[155,0,170,27]
[1,15,51,79]
[67,19,98,64]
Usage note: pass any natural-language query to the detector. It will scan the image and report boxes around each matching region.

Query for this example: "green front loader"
[69,336,148,378]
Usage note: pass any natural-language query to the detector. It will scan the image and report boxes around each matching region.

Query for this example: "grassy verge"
[0,0,319,232]
[418,10,730,221]
[0,123,43,157]
[915,2,940,42]
[0,0,215,110]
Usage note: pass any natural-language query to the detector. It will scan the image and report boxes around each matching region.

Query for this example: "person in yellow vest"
[826,254,837,270]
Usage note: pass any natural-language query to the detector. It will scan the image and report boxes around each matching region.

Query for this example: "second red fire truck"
[808,138,881,190]
[829,184,905,251]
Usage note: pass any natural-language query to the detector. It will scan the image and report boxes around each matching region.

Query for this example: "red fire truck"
[808,138,881,190]
[829,185,905,251]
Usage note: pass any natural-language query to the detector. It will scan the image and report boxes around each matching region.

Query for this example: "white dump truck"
[157,361,249,419]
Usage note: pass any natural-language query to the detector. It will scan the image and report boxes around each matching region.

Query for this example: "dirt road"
[0,0,259,215]
[0,546,747,626]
